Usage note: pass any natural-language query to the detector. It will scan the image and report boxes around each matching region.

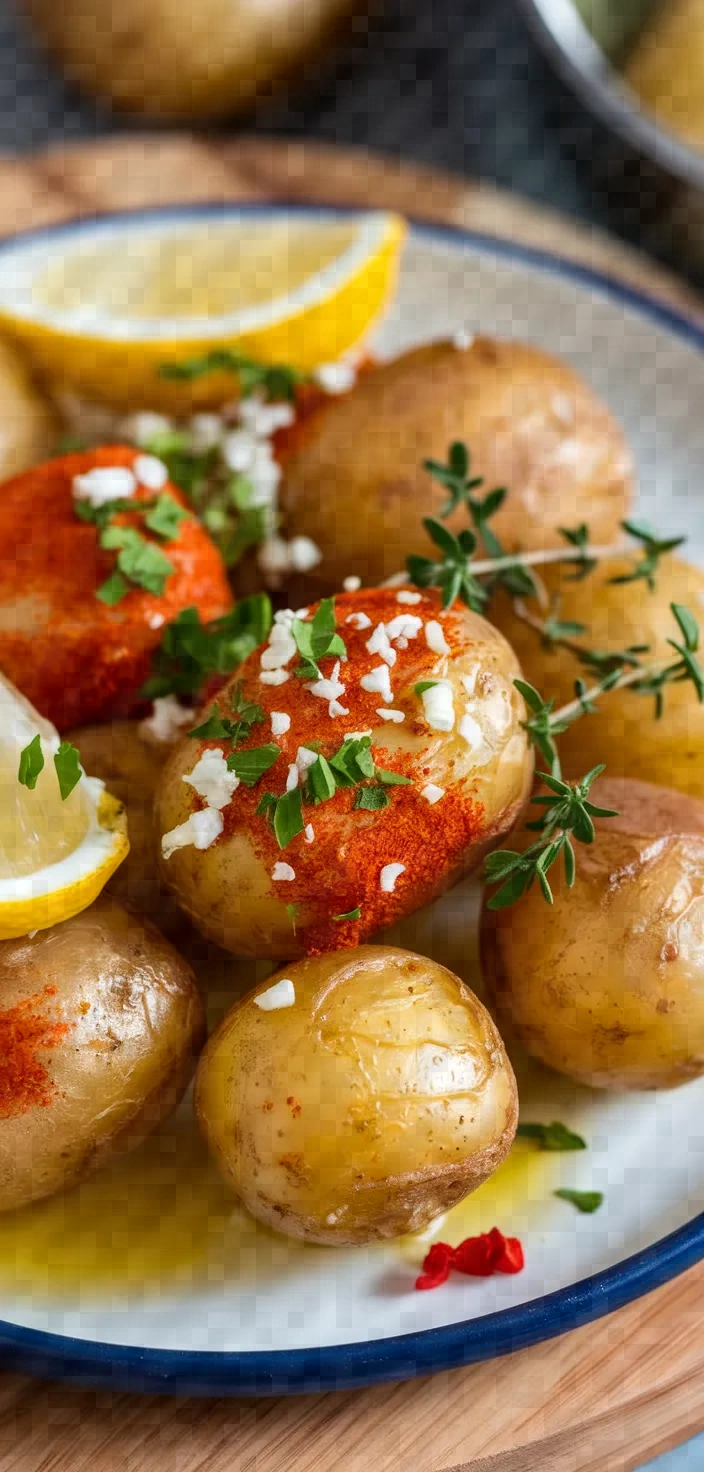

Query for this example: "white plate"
[1,206,703,1394]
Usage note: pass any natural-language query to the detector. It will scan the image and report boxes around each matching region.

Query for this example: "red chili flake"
[415,1227,524,1290]
[415,1242,454,1291]
[453,1233,498,1277]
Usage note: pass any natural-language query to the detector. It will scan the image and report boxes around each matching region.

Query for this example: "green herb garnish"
[226,744,281,786]
[144,493,190,541]
[292,598,346,679]
[554,1188,603,1214]
[54,742,83,801]
[18,734,44,791]
[517,1122,587,1152]
[142,596,273,702]
[256,788,305,849]
[18,736,82,802]
[334,907,362,921]
[158,349,308,403]
[353,786,391,811]
[99,524,175,597]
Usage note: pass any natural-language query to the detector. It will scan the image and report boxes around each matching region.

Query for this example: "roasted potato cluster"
[196,945,518,1244]
[280,337,635,591]
[482,778,704,1091]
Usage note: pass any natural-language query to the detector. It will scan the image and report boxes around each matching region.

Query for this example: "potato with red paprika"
[0,446,232,730]
[156,586,533,958]
[482,777,704,1090]
[0,894,205,1212]
[195,945,518,1245]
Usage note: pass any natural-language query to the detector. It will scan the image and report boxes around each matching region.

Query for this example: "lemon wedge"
[0,209,407,412]
[0,675,129,939]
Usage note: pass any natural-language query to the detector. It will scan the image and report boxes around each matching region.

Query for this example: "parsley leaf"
[54,742,83,801]
[334,907,362,921]
[517,1121,587,1152]
[96,569,130,605]
[273,789,305,848]
[144,493,189,541]
[292,599,346,679]
[554,1188,603,1214]
[142,596,273,701]
[100,524,174,597]
[354,785,391,811]
[306,754,338,804]
[158,349,309,402]
[18,734,44,790]
[188,706,234,740]
[226,744,280,785]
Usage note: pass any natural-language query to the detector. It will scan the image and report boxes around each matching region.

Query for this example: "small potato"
[490,554,704,798]
[0,336,57,478]
[280,338,634,591]
[0,446,232,730]
[156,586,533,958]
[67,719,188,937]
[482,777,704,1090]
[0,894,205,1211]
[195,945,518,1244]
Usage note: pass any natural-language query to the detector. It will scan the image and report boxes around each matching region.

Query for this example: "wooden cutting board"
[0,134,703,1472]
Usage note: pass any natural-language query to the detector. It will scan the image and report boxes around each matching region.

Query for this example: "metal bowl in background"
[518,0,704,279]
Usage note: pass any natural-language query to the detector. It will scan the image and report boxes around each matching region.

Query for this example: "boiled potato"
[0,894,205,1211]
[0,336,56,477]
[482,777,704,1090]
[25,0,363,121]
[280,338,634,591]
[490,553,704,797]
[156,586,533,958]
[67,718,188,937]
[196,945,518,1244]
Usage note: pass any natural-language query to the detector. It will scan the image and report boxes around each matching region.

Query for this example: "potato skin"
[280,338,634,591]
[66,720,188,938]
[0,895,205,1211]
[156,587,533,958]
[482,778,704,1091]
[26,0,363,122]
[195,945,518,1244]
[490,554,704,798]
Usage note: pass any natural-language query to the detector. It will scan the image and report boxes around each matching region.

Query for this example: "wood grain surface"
[0,133,702,1472]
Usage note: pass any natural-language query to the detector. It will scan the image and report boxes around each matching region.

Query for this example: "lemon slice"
[0,209,407,412]
[0,675,129,939]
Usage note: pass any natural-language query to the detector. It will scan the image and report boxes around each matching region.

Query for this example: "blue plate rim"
[1,201,703,1396]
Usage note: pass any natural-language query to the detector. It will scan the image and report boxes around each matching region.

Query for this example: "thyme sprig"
[485,764,617,910]
[408,444,683,615]
[485,602,704,908]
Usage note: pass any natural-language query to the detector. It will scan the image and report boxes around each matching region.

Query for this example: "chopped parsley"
[292,598,347,679]
[335,907,362,921]
[17,734,44,790]
[517,1122,587,1152]
[554,1188,603,1214]
[18,736,82,802]
[142,596,273,701]
[226,744,280,786]
[257,787,305,849]
[414,680,439,696]
[144,493,190,541]
[353,786,391,811]
[158,349,308,403]
[54,742,83,801]
[305,735,410,811]
[98,524,175,598]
